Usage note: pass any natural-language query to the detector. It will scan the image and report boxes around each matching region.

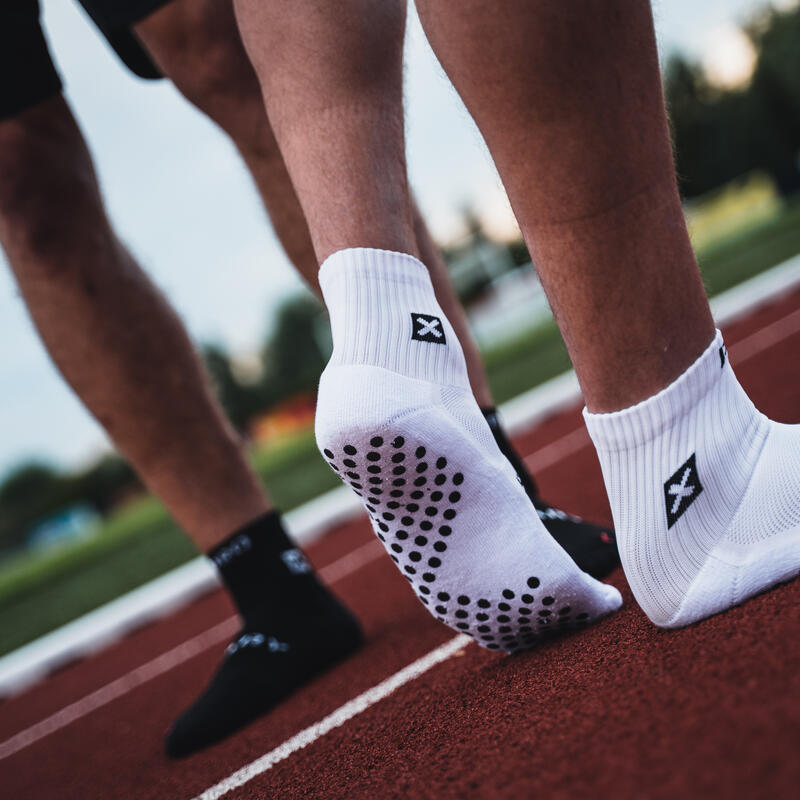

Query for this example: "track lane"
[207,285,800,799]
[0,542,386,760]
[2,286,799,799]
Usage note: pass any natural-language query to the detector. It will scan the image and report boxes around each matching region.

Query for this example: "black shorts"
[0,0,170,120]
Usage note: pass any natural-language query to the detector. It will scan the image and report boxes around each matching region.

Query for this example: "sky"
[0,0,781,480]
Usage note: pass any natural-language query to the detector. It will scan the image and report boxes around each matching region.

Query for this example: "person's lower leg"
[134,0,321,286]
[416,0,799,625]
[0,98,267,550]
[144,0,619,578]
[233,0,419,264]
[0,97,362,757]
[140,0,540,424]
[416,0,714,413]
[234,0,621,651]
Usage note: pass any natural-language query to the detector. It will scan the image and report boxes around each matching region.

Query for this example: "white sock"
[585,330,800,628]
[316,248,621,652]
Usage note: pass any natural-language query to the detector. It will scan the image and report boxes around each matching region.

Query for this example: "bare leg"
[138,0,493,407]
[233,0,416,263]
[415,0,715,412]
[134,0,319,282]
[140,0,617,580]
[0,91,362,760]
[0,98,268,550]
[416,0,800,628]
[234,0,622,653]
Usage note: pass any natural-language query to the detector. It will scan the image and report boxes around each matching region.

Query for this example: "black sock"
[481,407,620,580]
[165,512,363,758]
[209,511,328,628]
[482,407,539,498]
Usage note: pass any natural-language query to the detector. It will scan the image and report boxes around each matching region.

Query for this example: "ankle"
[209,511,327,623]
[585,330,786,627]
[318,248,470,388]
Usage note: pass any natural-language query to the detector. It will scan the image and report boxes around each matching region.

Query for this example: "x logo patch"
[411,313,447,344]
[664,453,703,529]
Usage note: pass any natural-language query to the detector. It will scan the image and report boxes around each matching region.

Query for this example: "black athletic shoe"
[164,599,363,758]
[482,408,621,579]
[531,496,619,580]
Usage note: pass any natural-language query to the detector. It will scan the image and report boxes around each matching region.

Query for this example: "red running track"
[2,288,800,799]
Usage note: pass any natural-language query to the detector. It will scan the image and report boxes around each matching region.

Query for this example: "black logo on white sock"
[411,313,446,344]
[664,453,703,529]
[719,344,727,368]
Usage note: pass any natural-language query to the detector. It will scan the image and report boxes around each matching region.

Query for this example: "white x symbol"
[416,317,443,338]
[668,466,695,514]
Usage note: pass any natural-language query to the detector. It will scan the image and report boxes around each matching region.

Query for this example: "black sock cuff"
[481,406,500,430]
[480,407,539,499]
[208,511,292,567]
[209,511,319,621]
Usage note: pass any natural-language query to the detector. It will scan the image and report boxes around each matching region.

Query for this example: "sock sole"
[318,365,622,651]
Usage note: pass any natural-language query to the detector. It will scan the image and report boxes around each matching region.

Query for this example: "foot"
[586,330,800,627]
[164,599,362,758]
[317,249,622,653]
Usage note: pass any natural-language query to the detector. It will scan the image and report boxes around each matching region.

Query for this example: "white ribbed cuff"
[319,248,431,295]
[584,330,725,451]
[318,247,469,388]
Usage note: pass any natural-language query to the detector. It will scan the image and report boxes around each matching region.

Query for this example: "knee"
[138,6,271,148]
[168,33,256,113]
[0,99,105,263]
[0,109,54,218]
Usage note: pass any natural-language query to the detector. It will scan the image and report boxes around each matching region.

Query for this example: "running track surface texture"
[2,289,800,800]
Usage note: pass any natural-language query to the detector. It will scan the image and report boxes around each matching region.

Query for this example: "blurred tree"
[199,294,329,434]
[69,455,141,515]
[0,463,64,553]
[0,456,142,555]
[665,5,800,198]
[0,463,60,516]
[261,294,329,400]
[665,55,760,197]
[507,239,532,268]
[202,344,267,431]
[747,5,800,193]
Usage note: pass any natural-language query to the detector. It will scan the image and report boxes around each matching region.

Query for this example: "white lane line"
[0,617,239,761]
[193,635,471,800]
[317,540,383,584]
[728,306,800,363]
[0,543,386,761]
[4,301,798,764]
[523,427,590,474]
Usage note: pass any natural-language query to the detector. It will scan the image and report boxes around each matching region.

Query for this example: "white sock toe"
[316,248,622,652]
[585,331,800,628]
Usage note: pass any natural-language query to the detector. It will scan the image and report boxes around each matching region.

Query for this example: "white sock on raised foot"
[585,330,800,628]
[316,247,621,652]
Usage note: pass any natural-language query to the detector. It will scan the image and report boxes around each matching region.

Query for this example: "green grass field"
[1,197,799,657]
[484,197,800,404]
